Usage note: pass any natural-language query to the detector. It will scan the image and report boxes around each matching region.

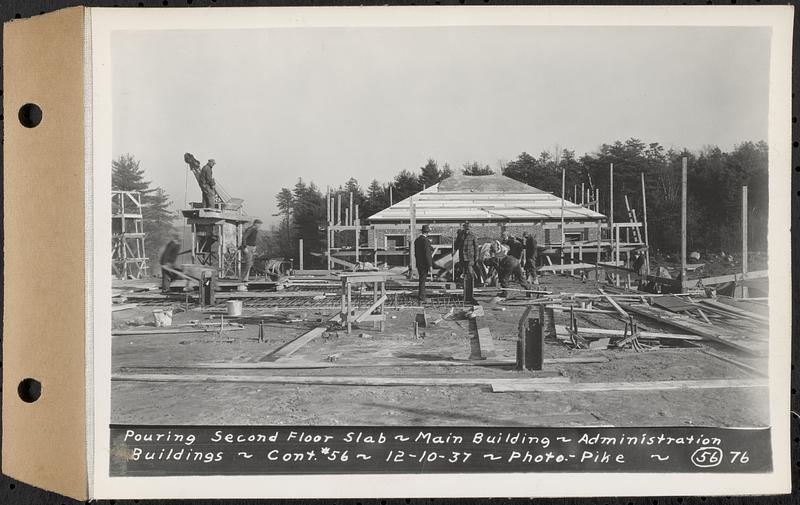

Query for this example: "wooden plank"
[473,315,496,359]
[700,349,767,377]
[112,303,138,312]
[354,295,388,323]
[700,299,769,323]
[491,378,768,393]
[537,262,595,272]
[329,255,357,269]
[622,303,765,356]
[554,325,702,341]
[126,356,609,371]
[683,269,768,288]
[260,326,327,361]
[112,325,244,335]
[599,289,629,318]
[216,291,326,299]
[112,373,571,387]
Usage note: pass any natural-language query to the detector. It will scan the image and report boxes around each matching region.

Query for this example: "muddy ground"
[111,275,769,428]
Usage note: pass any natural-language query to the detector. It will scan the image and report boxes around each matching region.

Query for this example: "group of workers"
[159,157,264,293]
[414,222,541,304]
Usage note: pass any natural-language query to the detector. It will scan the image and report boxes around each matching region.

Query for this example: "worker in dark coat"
[522,231,538,282]
[414,224,434,302]
[503,233,525,260]
[240,219,262,282]
[159,236,184,293]
[199,159,217,208]
[484,254,532,299]
[458,222,479,305]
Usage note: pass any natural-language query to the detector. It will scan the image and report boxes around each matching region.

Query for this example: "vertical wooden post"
[681,157,688,287]
[595,221,601,281]
[641,172,649,265]
[327,228,332,272]
[389,185,393,206]
[609,163,614,226]
[741,185,749,298]
[451,230,456,282]
[355,205,360,266]
[595,188,600,213]
[344,208,349,230]
[349,192,354,227]
[373,230,378,265]
[326,188,330,224]
[614,224,620,287]
[581,183,585,206]
[573,185,577,203]
[299,239,304,271]
[336,193,342,226]
[560,168,566,249]
[409,197,416,279]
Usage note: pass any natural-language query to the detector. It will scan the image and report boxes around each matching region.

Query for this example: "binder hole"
[18,103,42,128]
[17,378,41,403]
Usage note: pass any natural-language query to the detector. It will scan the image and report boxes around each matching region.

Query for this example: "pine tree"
[112,154,177,269]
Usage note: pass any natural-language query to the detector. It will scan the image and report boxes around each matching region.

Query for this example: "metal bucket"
[152,309,173,327]
[226,300,243,317]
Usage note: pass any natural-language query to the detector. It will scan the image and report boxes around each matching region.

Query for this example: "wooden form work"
[339,272,390,333]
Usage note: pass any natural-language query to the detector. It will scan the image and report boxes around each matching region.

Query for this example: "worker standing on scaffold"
[199,159,217,208]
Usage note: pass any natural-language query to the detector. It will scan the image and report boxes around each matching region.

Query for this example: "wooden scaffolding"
[112,190,149,279]
[181,205,251,279]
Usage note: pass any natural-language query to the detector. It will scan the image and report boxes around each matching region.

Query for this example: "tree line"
[269,139,768,268]
[112,138,768,272]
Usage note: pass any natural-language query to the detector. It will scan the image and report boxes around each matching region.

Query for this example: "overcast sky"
[112,25,770,225]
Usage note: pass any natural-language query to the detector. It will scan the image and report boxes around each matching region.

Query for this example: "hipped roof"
[368,174,605,223]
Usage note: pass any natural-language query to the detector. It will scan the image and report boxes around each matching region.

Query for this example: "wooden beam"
[700,349,766,377]
[112,325,244,336]
[622,303,765,356]
[259,326,327,361]
[139,355,609,371]
[353,295,388,323]
[699,299,769,323]
[641,172,650,267]
[683,269,768,288]
[473,315,496,359]
[112,373,571,387]
[554,325,702,340]
[681,156,687,286]
[599,289,629,318]
[491,378,768,393]
[741,185,749,298]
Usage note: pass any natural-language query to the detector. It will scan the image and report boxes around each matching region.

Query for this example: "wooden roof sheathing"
[368,174,606,223]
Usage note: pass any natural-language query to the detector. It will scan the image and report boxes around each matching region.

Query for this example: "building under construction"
[110,157,771,428]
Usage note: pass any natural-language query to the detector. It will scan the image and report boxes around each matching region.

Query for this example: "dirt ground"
[111,275,769,428]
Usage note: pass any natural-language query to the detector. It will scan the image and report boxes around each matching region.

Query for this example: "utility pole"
[742,185,749,297]
[680,157,688,287]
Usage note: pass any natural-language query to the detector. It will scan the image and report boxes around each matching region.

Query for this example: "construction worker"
[485,253,532,299]
[199,159,217,208]
[159,235,184,293]
[414,224,434,303]
[240,219,262,282]
[458,222,479,305]
[503,232,525,260]
[522,231,538,283]
[633,246,650,289]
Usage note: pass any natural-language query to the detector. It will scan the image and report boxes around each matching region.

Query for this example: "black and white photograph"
[88,6,792,499]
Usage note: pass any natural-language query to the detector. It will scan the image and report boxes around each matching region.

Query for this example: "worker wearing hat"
[240,218,263,283]
[456,221,479,305]
[414,224,434,303]
[199,159,217,208]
